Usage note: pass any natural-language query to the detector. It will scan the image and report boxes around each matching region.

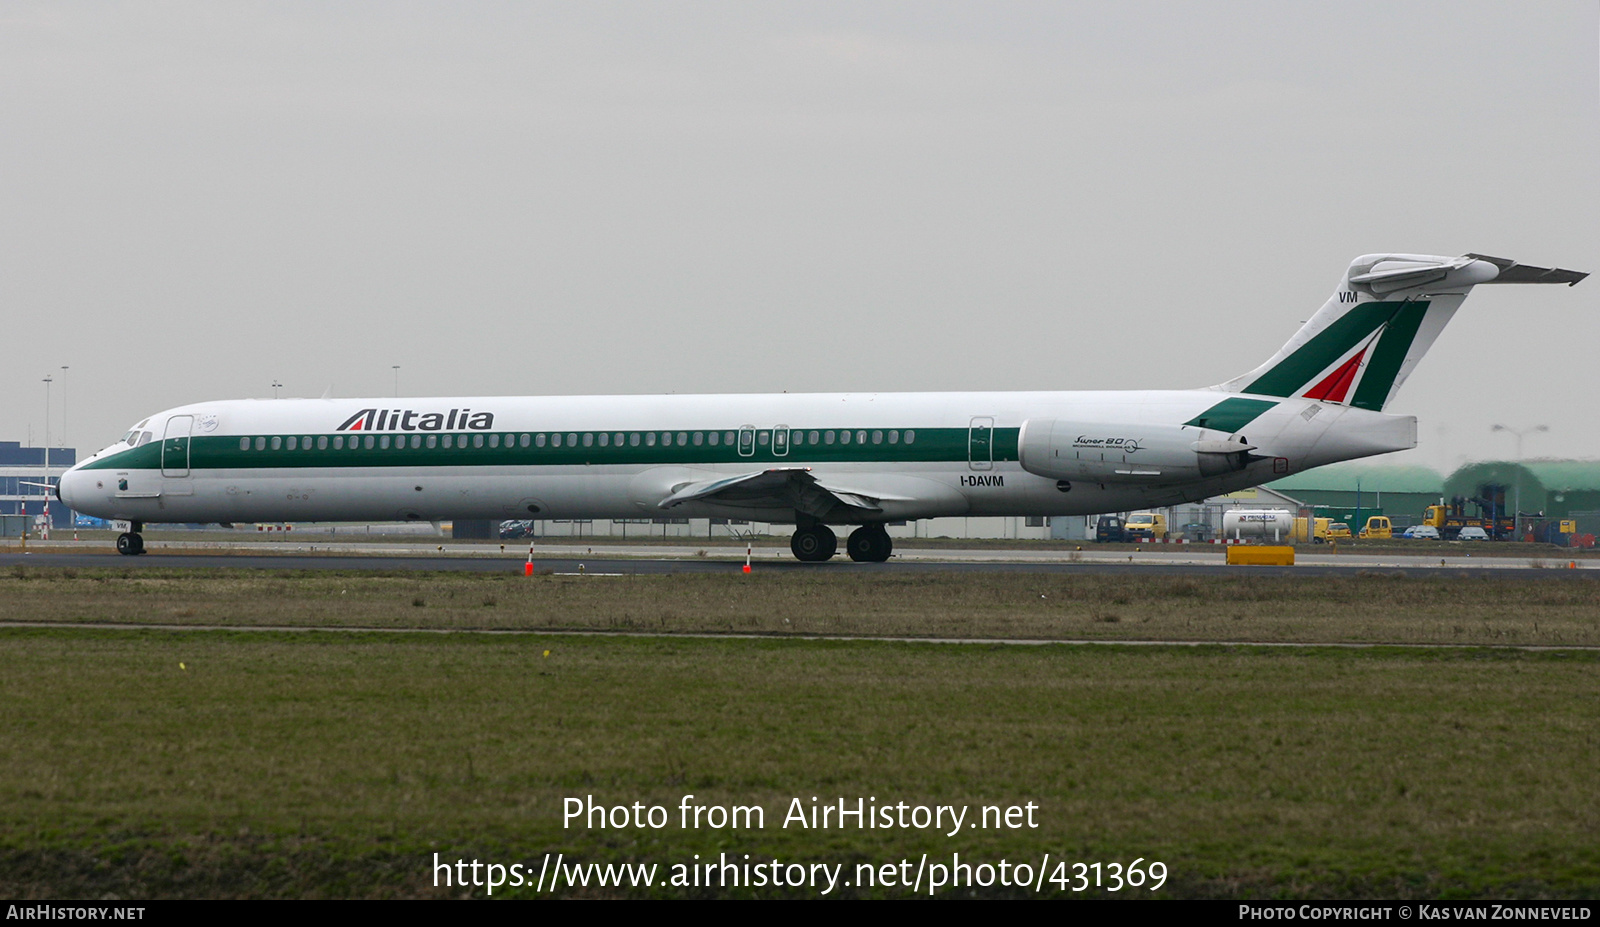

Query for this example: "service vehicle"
[1095,514,1129,543]
[1222,509,1294,541]
[1457,526,1490,541]
[1358,515,1393,539]
[1328,522,1353,540]
[1293,516,1330,543]
[1422,497,1515,541]
[1125,512,1168,540]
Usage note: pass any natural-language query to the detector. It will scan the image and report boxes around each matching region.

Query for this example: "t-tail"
[1214,254,1587,411]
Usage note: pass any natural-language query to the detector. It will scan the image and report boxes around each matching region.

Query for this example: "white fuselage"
[59,389,1415,528]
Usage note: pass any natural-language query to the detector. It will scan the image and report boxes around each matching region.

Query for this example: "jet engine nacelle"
[1017,418,1255,484]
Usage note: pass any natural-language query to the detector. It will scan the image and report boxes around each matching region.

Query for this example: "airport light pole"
[42,375,53,531]
[59,366,68,464]
[272,379,283,399]
[393,365,401,397]
[1491,423,1548,539]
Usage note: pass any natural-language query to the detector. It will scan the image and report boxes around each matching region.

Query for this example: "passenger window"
[583,433,594,447]
[364,435,375,449]
[426,435,437,448]
[520,434,531,448]
[888,430,898,444]
[598,433,609,447]
[809,431,819,445]
[488,434,499,448]
[857,430,867,444]
[239,437,250,451]
[839,431,850,445]
[303,436,312,449]
[905,430,916,444]
[335,436,346,450]
[758,432,769,445]
[255,437,267,451]
[286,436,297,451]
[708,432,719,446]
[692,432,703,446]
[613,433,624,446]
[318,436,329,450]
[442,434,453,448]
[536,434,547,447]
[381,435,391,449]
[568,433,578,446]
[630,433,640,446]
[474,434,484,448]
[724,431,736,446]
[410,435,421,449]
[676,432,687,446]
[872,431,882,444]
[825,431,835,444]
[551,433,561,448]
[646,433,656,446]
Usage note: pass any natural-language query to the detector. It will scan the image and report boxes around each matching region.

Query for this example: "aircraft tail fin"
[1212,253,1586,412]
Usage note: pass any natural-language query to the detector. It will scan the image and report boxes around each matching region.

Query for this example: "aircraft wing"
[657,467,895,518]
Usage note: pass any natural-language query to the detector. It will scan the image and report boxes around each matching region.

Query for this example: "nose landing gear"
[116,521,146,556]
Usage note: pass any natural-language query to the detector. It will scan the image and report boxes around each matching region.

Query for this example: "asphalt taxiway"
[1,539,1593,580]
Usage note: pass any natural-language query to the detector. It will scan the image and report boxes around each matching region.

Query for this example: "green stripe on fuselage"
[1183,397,1278,433]
[82,426,1022,471]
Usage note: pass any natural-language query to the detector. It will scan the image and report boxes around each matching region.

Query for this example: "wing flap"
[658,467,886,517]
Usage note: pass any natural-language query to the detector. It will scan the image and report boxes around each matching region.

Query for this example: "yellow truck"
[1292,516,1330,544]
[1125,512,1168,540]
[1358,516,1393,540]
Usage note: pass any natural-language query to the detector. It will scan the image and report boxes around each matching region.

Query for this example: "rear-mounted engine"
[1017,418,1256,484]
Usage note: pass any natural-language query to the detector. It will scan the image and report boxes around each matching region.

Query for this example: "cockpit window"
[136,432,153,446]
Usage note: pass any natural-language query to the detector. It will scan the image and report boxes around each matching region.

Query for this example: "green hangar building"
[1268,460,1600,536]
[1267,463,1445,529]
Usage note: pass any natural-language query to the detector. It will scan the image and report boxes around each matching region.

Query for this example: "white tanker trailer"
[1221,509,1296,541]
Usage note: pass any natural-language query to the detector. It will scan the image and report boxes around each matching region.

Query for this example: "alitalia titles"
[338,408,496,432]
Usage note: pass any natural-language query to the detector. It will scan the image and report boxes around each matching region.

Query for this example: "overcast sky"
[3,1,1596,473]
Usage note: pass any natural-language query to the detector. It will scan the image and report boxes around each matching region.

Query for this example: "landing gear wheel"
[846,526,893,563]
[790,525,838,562]
[116,532,146,556]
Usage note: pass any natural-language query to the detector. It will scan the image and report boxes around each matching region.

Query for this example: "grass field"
[3,568,1599,898]
[4,566,1599,646]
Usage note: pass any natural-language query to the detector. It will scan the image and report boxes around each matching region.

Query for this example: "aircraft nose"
[58,466,87,510]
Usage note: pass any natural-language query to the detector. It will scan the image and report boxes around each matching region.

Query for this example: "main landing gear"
[787,523,893,563]
[116,521,146,556]
[790,524,838,562]
[846,525,892,563]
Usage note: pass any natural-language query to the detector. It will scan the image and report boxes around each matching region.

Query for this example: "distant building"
[0,441,78,531]
[1444,461,1600,537]
[1267,463,1446,528]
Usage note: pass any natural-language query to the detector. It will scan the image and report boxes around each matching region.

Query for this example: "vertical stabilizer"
[1213,254,1585,412]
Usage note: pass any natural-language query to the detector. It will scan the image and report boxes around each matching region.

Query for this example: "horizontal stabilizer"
[1464,254,1588,286]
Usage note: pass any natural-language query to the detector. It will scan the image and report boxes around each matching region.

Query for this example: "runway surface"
[2,540,1593,579]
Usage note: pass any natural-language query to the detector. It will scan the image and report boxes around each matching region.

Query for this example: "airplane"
[58,252,1585,560]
